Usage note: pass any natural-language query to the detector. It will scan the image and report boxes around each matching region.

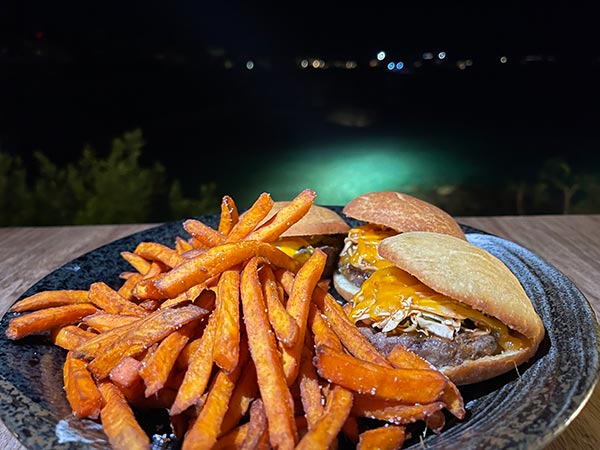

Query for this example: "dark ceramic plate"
[1,208,599,450]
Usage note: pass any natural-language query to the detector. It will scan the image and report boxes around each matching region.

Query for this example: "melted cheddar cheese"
[272,237,314,264]
[341,224,397,271]
[350,266,527,351]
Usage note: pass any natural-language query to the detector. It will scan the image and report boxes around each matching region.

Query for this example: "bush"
[0,129,218,226]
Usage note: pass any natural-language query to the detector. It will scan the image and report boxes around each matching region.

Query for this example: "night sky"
[4,1,597,59]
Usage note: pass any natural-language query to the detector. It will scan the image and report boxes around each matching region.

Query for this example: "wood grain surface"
[1,215,598,449]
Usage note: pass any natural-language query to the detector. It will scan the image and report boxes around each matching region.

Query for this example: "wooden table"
[1,215,599,449]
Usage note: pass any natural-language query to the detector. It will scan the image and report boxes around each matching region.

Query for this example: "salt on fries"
[5,188,465,450]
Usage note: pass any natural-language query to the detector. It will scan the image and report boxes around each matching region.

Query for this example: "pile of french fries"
[5,188,465,450]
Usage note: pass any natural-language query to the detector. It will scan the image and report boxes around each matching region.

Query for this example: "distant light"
[387,62,395,70]
[36,31,44,39]
[465,59,473,66]
[395,61,404,70]
[300,59,309,68]
[500,56,508,64]
[345,61,357,69]
[423,52,434,60]
[377,51,386,61]
[368,59,378,67]
[311,59,320,69]
[224,60,233,69]
[438,51,446,60]
[246,60,254,70]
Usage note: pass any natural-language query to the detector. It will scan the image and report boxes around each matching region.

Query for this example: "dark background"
[1,1,599,212]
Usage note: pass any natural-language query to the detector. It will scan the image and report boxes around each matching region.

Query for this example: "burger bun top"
[265,202,350,238]
[342,191,466,240]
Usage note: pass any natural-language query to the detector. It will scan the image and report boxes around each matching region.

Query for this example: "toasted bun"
[378,231,545,384]
[343,191,466,240]
[265,202,350,237]
[332,271,360,302]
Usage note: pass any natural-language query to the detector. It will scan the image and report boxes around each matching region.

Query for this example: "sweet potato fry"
[314,344,447,403]
[218,194,239,235]
[5,303,99,340]
[73,319,142,360]
[170,309,218,416]
[311,286,391,367]
[98,380,150,450]
[10,289,90,312]
[357,424,406,450]
[181,340,249,450]
[219,359,259,436]
[155,241,300,298]
[120,251,152,275]
[175,235,194,254]
[117,273,143,300]
[133,241,186,269]
[50,325,97,350]
[387,344,465,420]
[298,335,324,429]
[225,192,273,242]
[139,321,197,397]
[87,304,208,380]
[88,282,147,317]
[280,248,326,383]
[352,395,446,424]
[239,399,270,450]
[295,384,353,450]
[212,269,241,373]
[244,188,317,243]
[214,423,249,450]
[259,265,299,347]
[240,256,297,450]
[109,356,145,403]
[82,312,141,333]
[308,303,343,352]
[131,275,166,301]
[63,350,102,419]
[183,218,226,247]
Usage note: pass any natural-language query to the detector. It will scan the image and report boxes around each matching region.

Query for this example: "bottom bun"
[332,272,360,302]
[439,344,539,385]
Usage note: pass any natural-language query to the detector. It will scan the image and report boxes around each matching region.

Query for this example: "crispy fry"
[175,235,194,254]
[10,289,90,312]
[312,286,392,367]
[259,265,299,347]
[120,251,152,275]
[314,344,447,403]
[218,194,239,235]
[109,356,145,403]
[241,256,297,450]
[295,384,353,450]
[155,241,300,298]
[51,325,97,350]
[183,218,226,247]
[87,304,207,380]
[281,249,326,383]
[134,241,186,269]
[244,188,317,242]
[117,273,143,300]
[214,423,249,450]
[5,303,99,340]
[352,395,446,424]
[139,321,196,397]
[63,350,102,419]
[82,312,141,333]
[170,310,218,416]
[88,282,147,317]
[98,381,150,450]
[225,192,274,242]
[298,335,324,429]
[239,399,270,450]
[131,275,167,301]
[357,424,406,450]
[73,319,142,360]
[181,339,249,450]
[308,303,343,352]
[387,344,465,420]
[219,359,259,436]
[213,269,241,373]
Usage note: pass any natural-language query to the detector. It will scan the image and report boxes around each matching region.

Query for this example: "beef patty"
[359,325,500,368]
